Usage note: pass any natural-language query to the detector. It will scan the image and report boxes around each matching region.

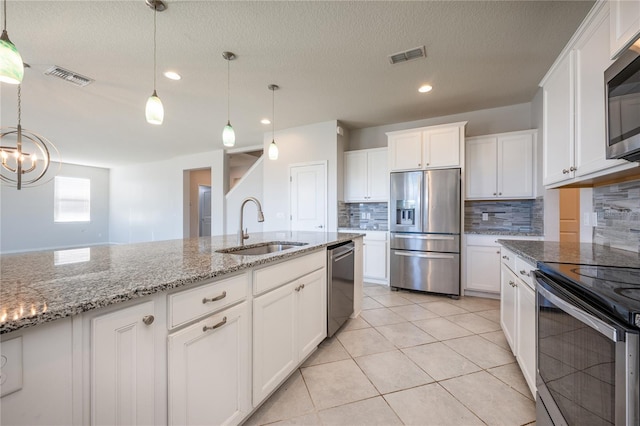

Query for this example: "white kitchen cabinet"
[91,300,157,426]
[610,0,640,59]
[517,274,537,398]
[466,130,535,199]
[344,148,388,202]
[168,302,251,426]
[253,268,326,404]
[500,262,518,354]
[387,122,466,171]
[363,231,388,284]
[466,245,501,293]
[541,2,637,188]
[353,237,364,317]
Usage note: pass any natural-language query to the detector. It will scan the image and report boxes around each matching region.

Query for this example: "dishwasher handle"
[332,247,354,263]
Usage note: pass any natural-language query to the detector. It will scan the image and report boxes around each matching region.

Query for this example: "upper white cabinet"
[344,148,388,202]
[541,2,636,188]
[466,130,536,199]
[610,0,640,58]
[387,122,466,171]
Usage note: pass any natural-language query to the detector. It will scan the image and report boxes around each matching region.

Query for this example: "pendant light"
[268,84,279,160]
[0,0,24,84]
[145,0,166,125]
[222,51,236,147]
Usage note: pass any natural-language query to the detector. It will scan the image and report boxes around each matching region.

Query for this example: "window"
[54,176,90,222]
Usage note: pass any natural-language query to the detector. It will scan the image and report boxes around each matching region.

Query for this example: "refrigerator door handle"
[394,234,455,241]
[394,251,455,260]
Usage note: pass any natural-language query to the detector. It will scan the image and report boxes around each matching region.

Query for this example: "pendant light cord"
[153,4,157,91]
[17,84,21,126]
[3,0,7,32]
[227,57,230,122]
[272,88,275,140]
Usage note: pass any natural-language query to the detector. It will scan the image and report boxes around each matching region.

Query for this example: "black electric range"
[537,261,640,329]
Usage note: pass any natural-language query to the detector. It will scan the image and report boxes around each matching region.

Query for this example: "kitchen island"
[0,231,363,426]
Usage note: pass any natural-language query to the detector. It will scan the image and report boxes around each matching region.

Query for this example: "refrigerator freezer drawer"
[390,233,460,253]
[390,249,460,296]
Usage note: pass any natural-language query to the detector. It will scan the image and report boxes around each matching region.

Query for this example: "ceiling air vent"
[44,66,94,87]
[388,46,426,65]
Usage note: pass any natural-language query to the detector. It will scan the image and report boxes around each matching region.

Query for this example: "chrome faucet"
[239,197,265,244]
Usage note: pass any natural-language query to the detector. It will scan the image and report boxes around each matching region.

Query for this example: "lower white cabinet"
[363,231,388,284]
[517,276,536,398]
[168,302,251,426]
[466,245,502,294]
[91,300,157,426]
[499,264,518,352]
[253,268,326,404]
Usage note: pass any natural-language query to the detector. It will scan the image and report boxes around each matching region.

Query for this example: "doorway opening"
[183,168,212,238]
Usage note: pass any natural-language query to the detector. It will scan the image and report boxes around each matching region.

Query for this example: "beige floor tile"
[447,312,502,333]
[488,362,534,400]
[360,307,406,327]
[412,317,474,341]
[301,359,379,410]
[384,383,484,426]
[448,296,500,312]
[354,350,434,394]
[341,316,372,331]
[440,371,536,425]
[375,322,437,348]
[370,293,414,308]
[302,336,351,367]
[337,327,397,357]
[476,308,501,323]
[361,296,384,310]
[402,342,482,381]
[363,285,393,296]
[419,301,467,316]
[244,370,314,425]
[318,396,403,425]
[396,290,451,304]
[444,335,515,369]
[389,304,439,321]
[269,413,321,426]
[479,330,512,352]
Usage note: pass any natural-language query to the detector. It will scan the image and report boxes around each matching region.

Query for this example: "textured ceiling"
[0,0,594,168]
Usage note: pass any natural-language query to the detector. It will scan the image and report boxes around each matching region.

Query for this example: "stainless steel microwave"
[605,48,640,162]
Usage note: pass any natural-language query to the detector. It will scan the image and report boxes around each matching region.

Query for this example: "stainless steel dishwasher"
[327,241,355,337]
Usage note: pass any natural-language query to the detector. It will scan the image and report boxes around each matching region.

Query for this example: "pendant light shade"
[0,0,23,84]
[268,84,279,160]
[145,0,165,125]
[222,51,236,147]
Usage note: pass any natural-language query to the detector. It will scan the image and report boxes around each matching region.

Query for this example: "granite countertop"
[338,227,388,232]
[465,230,544,237]
[0,231,363,334]
[498,240,640,268]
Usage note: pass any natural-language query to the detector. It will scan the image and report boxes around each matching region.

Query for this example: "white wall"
[349,102,533,150]
[1,162,110,253]
[262,120,339,232]
[109,150,225,244]
[225,157,264,236]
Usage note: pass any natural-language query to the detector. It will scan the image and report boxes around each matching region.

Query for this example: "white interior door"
[289,163,327,231]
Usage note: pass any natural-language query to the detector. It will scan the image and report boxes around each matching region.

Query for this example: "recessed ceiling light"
[419,84,433,93]
[164,71,181,80]
[261,118,271,125]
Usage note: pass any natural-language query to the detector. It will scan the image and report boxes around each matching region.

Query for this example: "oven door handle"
[537,280,621,342]
[394,251,455,260]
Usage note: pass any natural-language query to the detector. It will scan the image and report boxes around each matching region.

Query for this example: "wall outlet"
[482,213,489,221]
[361,212,366,220]
[0,336,23,397]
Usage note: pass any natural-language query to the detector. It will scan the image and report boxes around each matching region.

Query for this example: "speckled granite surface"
[498,240,640,268]
[0,231,363,334]
[466,231,544,237]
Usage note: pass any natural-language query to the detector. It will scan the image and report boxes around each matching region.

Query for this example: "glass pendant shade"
[268,140,278,160]
[222,121,235,147]
[0,31,23,85]
[145,90,164,125]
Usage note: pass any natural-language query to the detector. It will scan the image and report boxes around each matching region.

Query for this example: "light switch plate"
[1,336,23,397]
[583,212,591,226]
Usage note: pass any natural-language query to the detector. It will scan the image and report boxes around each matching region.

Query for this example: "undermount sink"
[216,241,308,256]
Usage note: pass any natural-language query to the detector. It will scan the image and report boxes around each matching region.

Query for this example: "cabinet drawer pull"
[202,291,227,304]
[502,255,509,260]
[203,316,227,332]
[519,269,530,277]
[509,280,516,287]
[295,284,305,292]
[142,315,154,325]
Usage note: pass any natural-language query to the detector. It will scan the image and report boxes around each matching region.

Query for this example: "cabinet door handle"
[418,163,421,167]
[562,168,569,174]
[519,269,530,277]
[295,284,306,292]
[203,291,227,304]
[496,251,500,254]
[502,255,509,260]
[203,316,227,332]
[498,192,502,195]
[142,315,154,325]
[509,280,516,287]
[493,193,497,196]
[569,166,577,172]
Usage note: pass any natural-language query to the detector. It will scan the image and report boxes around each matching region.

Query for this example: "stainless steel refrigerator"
[389,168,460,296]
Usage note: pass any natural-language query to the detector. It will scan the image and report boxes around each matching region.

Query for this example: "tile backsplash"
[593,179,640,253]
[465,198,544,234]
[339,202,388,230]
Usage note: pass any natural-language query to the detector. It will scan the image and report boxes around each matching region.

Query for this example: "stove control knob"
[635,314,640,328]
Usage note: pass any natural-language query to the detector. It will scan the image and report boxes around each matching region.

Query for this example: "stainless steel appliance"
[389,168,460,296]
[327,241,355,337]
[534,263,640,425]
[605,47,640,162]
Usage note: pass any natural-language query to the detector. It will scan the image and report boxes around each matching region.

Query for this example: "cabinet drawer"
[500,248,517,272]
[253,250,326,295]
[364,231,388,241]
[514,256,536,290]
[169,273,248,329]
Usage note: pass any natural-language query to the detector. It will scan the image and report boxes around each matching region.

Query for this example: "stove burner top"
[569,265,640,285]
[614,287,640,302]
